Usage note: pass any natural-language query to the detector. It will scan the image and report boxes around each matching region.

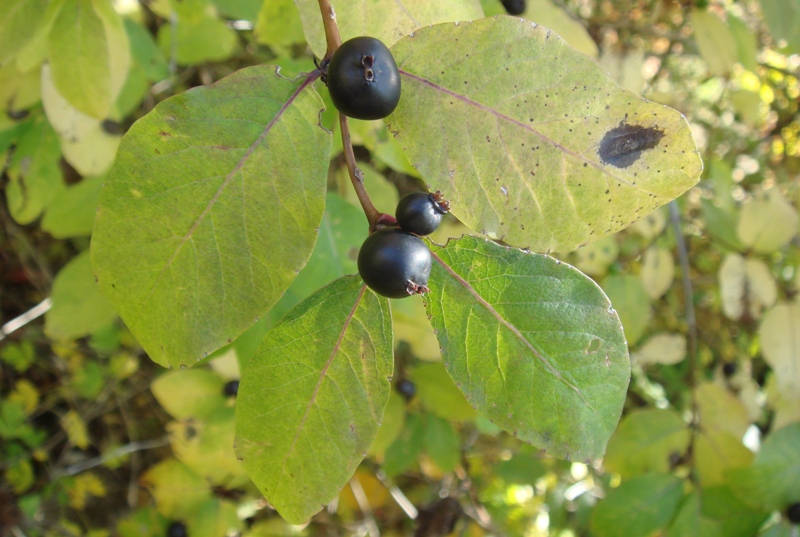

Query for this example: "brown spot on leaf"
[598,122,665,168]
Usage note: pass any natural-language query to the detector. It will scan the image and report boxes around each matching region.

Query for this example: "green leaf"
[728,423,800,511]
[0,341,36,373]
[368,390,406,456]
[187,499,242,537]
[0,0,51,65]
[254,0,305,47]
[389,17,702,253]
[760,302,800,404]
[423,414,460,472]
[45,251,118,340]
[91,67,330,368]
[47,0,130,119]
[0,62,41,113]
[425,236,630,462]
[116,507,168,537]
[602,275,651,346]
[604,409,690,479]
[41,176,103,238]
[235,276,393,523]
[590,474,684,537]
[212,0,260,20]
[695,430,753,487]
[519,0,598,57]
[383,412,426,476]
[409,362,477,422]
[151,370,226,420]
[667,486,769,537]
[294,0,484,59]
[5,115,64,224]
[760,0,800,54]
[157,12,237,66]
[496,453,547,484]
[125,19,169,82]
[691,8,738,77]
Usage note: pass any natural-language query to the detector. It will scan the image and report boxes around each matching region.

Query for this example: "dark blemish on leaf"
[598,121,665,169]
[159,131,171,137]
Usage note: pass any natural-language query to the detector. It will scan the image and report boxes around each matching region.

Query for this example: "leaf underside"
[425,236,630,462]
[91,66,330,367]
[389,16,703,253]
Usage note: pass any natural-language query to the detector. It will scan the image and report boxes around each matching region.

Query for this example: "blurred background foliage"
[1,0,800,535]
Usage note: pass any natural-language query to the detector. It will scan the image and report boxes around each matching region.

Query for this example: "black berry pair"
[358,192,450,299]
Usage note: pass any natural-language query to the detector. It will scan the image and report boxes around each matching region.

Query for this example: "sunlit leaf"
[590,473,684,537]
[91,67,330,368]
[692,8,738,77]
[604,409,690,478]
[570,235,619,278]
[640,246,674,300]
[760,302,800,399]
[522,0,598,57]
[294,0,483,58]
[389,17,702,253]
[760,0,800,53]
[737,188,799,254]
[47,0,130,118]
[426,236,629,461]
[151,370,227,420]
[45,251,118,340]
[61,410,90,449]
[235,276,393,523]
[632,333,686,366]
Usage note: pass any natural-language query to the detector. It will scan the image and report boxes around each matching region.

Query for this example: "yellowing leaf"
[765,374,800,430]
[8,379,39,415]
[523,0,599,57]
[692,8,738,76]
[737,188,799,254]
[66,473,106,509]
[41,65,121,176]
[640,246,674,300]
[695,430,753,487]
[630,207,667,239]
[571,235,619,277]
[760,302,800,399]
[61,410,90,449]
[719,253,778,320]
[151,370,226,420]
[599,47,645,95]
[141,458,212,518]
[633,332,686,366]
[697,382,750,439]
[5,458,34,494]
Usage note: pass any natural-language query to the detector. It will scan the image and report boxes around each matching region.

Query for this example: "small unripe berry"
[223,380,240,397]
[327,36,401,120]
[357,228,431,298]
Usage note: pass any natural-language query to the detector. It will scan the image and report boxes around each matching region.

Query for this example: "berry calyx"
[501,0,527,15]
[326,36,401,120]
[357,227,431,299]
[395,191,450,236]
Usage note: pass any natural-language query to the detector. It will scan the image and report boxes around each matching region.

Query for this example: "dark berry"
[396,191,450,236]
[223,380,239,397]
[326,36,401,120]
[501,0,526,15]
[357,227,431,299]
[722,362,736,378]
[788,502,800,524]
[395,379,416,400]
[167,521,188,537]
[101,119,123,135]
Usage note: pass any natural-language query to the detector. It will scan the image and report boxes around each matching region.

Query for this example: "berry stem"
[339,114,381,227]
[317,0,342,60]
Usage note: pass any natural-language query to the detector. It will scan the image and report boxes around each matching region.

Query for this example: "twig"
[349,475,381,537]
[53,437,170,478]
[669,201,699,478]
[0,298,52,340]
[340,115,381,227]
[317,0,342,60]
[372,467,418,519]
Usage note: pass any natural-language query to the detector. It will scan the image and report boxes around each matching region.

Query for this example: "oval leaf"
[760,302,800,399]
[235,276,393,524]
[91,67,330,367]
[388,16,702,253]
[294,0,484,59]
[425,236,630,462]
